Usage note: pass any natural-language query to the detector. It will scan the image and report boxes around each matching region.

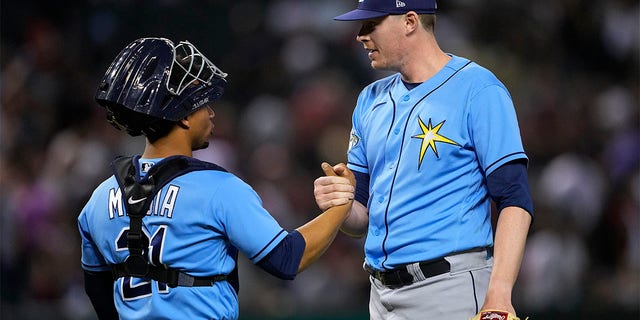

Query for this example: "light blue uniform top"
[347,55,528,270]
[78,158,288,320]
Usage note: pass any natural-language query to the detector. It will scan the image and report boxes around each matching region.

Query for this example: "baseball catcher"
[78,37,355,320]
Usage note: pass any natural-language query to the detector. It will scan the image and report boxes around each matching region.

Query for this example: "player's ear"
[404,11,419,34]
[177,117,190,129]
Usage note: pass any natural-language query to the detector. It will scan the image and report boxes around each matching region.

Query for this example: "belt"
[111,263,227,288]
[365,258,451,289]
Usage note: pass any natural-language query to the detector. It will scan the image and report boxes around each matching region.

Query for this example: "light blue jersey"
[347,55,527,270]
[78,157,288,319]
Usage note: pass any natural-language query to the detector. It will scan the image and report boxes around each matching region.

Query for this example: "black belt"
[365,258,451,289]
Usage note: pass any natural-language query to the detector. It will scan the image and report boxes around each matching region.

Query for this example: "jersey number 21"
[115,225,168,300]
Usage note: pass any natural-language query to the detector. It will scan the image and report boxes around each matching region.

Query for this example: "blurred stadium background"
[1,0,638,319]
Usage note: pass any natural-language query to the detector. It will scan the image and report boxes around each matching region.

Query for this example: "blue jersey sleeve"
[469,84,528,176]
[78,204,110,272]
[212,176,288,263]
[347,89,371,174]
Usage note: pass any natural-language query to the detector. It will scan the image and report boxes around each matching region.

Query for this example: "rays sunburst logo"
[411,117,460,169]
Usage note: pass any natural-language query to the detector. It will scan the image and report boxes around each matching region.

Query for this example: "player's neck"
[142,138,193,159]
[400,38,450,83]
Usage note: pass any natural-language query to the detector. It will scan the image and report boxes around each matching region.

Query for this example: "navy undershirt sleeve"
[487,160,534,217]
[353,171,370,207]
[84,270,118,320]
[256,230,306,280]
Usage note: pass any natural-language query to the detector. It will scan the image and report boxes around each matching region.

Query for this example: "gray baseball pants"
[368,250,492,320]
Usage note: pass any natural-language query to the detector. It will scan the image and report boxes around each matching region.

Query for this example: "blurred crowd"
[1,0,638,319]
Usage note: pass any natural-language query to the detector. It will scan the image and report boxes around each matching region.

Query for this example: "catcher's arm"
[296,162,355,272]
[473,206,531,319]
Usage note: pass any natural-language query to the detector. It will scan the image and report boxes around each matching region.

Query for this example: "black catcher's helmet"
[95,37,227,136]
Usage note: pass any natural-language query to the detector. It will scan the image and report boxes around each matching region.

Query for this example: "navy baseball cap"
[334,0,437,21]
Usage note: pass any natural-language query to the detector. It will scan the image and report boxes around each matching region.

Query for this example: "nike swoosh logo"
[127,196,147,205]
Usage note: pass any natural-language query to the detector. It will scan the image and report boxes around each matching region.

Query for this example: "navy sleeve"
[256,230,306,280]
[84,270,118,320]
[353,171,370,207]
[487,160,534,217]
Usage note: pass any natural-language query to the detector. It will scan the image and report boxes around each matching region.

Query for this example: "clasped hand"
[313,162,355,211]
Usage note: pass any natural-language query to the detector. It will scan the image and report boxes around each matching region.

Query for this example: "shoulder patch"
[348,129,360,151]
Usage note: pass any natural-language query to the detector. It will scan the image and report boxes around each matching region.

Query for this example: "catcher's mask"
[95,37,227,136]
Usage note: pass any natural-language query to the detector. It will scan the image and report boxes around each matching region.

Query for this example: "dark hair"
[104,102,177,143]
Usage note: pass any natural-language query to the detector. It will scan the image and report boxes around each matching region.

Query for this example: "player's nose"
[356,34,371,44]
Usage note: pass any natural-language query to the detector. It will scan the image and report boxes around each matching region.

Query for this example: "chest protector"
[109,155,239,292]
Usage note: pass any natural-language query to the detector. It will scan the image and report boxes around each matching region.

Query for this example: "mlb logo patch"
[141,162,155,173]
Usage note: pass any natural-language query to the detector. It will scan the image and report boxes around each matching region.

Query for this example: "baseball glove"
[469,310,528,320]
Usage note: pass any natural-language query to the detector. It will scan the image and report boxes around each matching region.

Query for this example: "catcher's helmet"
[95,37,227,136]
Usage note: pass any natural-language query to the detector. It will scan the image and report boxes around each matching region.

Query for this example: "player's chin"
[193,135,211,151]
[370,63,386,71]
[370,60,384,70]
[193,141,210,151]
